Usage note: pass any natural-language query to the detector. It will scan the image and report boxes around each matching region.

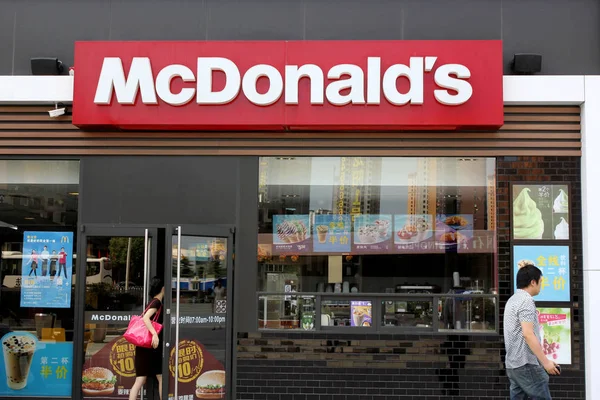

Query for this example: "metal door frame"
[162,224,235,400]
[73,224,160,400]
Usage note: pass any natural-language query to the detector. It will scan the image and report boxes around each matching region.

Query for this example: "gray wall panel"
[0,0,16,74]
[304,0,403,40]
[207,0,304,40]
[501,0,600,74]
[81,156,239,225]
[109,0,206,40]
[1,0,599,75]
[12,0,111,75]
[403,0,501,40]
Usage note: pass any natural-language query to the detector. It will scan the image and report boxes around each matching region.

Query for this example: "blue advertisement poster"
[513,245,570,302]
[273,215,311,253]
[313,214,351,252]
[20,231,73,309]
[0,331,72,396]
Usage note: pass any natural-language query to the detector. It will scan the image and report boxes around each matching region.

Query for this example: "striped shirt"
[504,289,542,369]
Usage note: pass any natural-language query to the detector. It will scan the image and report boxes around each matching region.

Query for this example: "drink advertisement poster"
[513,245,570,302]
[350,301,372,327]
[537,308,572,365]
[353,215,392,253]
[273,215,311,253]
[393,214,434,252]
[82,335,225,400]
[512,184,570,240]
[0,331,73,396]
[20,231,74,309]
[313,214,351,253]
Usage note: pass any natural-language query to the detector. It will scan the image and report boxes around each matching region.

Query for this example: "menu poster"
[537,308,572,365]
[435,215,473,250]
[273,215,311,253]
[21,231,73,309]
[313,214,351,253]
[393,214,434,252]
[81,335,225,400]
[513,245,570,302]
[512,184,570,240]
[350,301,372,327]
[0,331,73,397]
[353,215,392,253]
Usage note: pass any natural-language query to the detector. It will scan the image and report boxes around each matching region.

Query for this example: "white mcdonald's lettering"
[94,56,473,107]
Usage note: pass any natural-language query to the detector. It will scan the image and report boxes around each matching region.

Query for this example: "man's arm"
[521,321,559,375]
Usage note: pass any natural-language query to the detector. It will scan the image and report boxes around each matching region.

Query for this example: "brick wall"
[236,156,585,400]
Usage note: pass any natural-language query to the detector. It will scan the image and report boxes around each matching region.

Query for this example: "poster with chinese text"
[313,214,351,252]
[513,245,570,302]
[352,215,392,253]
[512,184,570,240]
[0,331,72,397]
[537,308,572,365]
[273,215,311,253]
[21,231,73,308]
[350,301,372,327]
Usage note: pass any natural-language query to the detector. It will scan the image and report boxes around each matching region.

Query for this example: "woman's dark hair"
[516,264,542,289]
[149,276,164,298]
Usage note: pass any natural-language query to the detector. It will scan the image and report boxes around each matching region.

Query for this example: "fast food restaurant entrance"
[76,224,234,400]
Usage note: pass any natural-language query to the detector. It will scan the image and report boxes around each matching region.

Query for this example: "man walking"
[504,262,560,399]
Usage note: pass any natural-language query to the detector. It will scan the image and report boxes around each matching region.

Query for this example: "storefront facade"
[0,38,598,400]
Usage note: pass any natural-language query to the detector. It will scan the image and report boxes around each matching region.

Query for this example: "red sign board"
[72,41,503,131]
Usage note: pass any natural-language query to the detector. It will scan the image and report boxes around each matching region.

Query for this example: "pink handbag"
[123,303,163,348]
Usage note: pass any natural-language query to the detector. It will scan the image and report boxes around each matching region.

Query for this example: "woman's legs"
[156,374,162,400]
[129,376,146,400]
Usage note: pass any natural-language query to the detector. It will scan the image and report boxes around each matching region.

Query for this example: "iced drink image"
[317,225,329,243]
[2,333,37,390]
[352,309,365,326]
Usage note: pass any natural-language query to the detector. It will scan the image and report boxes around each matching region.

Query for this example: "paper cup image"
[316,225,329,244]
[352,309,365,327]
[2,333,37,390]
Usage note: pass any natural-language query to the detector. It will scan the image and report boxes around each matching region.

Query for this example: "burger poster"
[82,336,225,399]
[537,308,572,365]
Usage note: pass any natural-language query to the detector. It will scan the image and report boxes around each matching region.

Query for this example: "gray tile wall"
[0,0,598,75]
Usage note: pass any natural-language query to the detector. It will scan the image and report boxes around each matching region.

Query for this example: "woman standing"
[28,250,38,276]
[129,277,164,400]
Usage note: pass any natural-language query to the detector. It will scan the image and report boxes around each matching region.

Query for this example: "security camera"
[48,103,67,118]
[48,108,65,117]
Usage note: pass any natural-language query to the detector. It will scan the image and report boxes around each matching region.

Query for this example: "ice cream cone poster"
[537,308,572,365]
[273,215,311,252]
[313,214,351,252]
[512,184,570,240]
[353,215,392,253]
[513,245,570,302]
[0,331,73,397]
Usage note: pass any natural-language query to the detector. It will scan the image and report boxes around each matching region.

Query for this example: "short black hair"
[149,276,164,298]
[516,264,543,289]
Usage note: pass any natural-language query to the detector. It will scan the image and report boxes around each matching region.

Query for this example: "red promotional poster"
[82,336,224,400]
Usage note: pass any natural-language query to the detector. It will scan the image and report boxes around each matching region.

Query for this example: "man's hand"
[543,359,560,375]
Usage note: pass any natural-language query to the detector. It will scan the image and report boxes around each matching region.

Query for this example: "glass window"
[257,157,497,332]
[0,160,79,397]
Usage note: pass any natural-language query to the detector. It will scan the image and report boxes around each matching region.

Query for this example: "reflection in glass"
[321,299,372,327]
[439,296,496,332]
[381,299,433,328]
[258,295,315,330]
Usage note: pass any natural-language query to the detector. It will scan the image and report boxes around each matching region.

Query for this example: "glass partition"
[257,157,498,332]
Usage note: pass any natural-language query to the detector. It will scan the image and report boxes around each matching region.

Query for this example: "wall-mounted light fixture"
[511,53,542,75]
[30,57,65,75]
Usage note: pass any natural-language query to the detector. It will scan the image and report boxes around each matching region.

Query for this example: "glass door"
[74,225,164,400]
[162,225,234,400]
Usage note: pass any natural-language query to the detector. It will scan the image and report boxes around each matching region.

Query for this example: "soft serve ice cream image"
[513,188,545,239]
[553,189,569,213]
[554,217,569,240]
